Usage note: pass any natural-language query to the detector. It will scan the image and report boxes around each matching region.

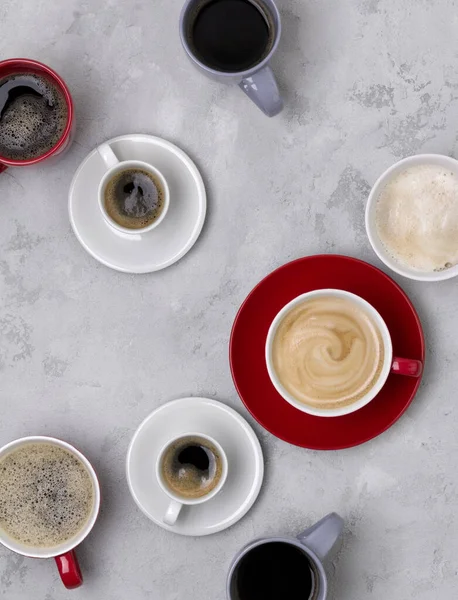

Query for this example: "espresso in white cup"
[97,143,170,235]
[156,432,228,525]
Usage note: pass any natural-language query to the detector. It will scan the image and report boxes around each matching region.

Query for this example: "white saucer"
[69,134,206,273]
[126,397,264,536]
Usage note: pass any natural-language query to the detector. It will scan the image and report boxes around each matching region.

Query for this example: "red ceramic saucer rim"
[229,254,425,450]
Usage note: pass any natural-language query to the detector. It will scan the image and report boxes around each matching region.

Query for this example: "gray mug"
[227,513,344,600]
[179,0,283,117]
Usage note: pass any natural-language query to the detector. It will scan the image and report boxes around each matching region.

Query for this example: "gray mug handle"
[239,65,283,117]
[297,513,344,561]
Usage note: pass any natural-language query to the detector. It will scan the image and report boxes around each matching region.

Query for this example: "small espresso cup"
[0,58,74,173]
[227,513,344,600]
[179,0,283,117]
[97,143,170,235]
[266,289,423,417]
[0,436,101,589]
[156,432,228,526]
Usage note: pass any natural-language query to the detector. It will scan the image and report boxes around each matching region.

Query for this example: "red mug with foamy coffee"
[0,58,74,173]
[0,436,100,589]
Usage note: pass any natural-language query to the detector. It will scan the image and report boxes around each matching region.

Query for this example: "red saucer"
[229,255,425,450]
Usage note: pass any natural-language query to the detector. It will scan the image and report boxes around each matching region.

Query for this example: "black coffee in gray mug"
[233,542,316,600]
[188,0,275,72]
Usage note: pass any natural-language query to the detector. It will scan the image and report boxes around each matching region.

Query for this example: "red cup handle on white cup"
[55,549,83,589]
[392,357,423,377]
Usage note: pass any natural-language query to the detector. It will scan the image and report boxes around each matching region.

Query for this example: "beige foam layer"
[272,296,384,409]
[376,164,458,272]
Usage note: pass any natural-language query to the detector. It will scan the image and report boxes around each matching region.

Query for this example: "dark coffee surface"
[0,443,94,548]
[161,436,223,499]
[0,73,68,160]
[104,168,164,230]
[190,0,272,72]
[235,542,315,600]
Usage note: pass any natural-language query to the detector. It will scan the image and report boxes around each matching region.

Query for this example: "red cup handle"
[0,163,7,173]
[391,357,423,377]
[55,550,83,589]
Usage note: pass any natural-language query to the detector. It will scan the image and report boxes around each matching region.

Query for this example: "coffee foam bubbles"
[272,296,384,410]
[0,73,68,161]
[0,442,94,548]
[375,164,458,272]
[161,436,223,499]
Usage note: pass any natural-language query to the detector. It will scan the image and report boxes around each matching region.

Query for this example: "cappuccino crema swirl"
[272,296,384,409]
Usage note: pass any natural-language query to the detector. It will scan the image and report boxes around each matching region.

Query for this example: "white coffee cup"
[265,289,423,418]
[97,143,170,235]
[0,436,101,589]
[365,153,458,282]
[156,432,228,526]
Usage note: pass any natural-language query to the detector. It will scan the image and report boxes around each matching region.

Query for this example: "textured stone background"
[1,0,458,598]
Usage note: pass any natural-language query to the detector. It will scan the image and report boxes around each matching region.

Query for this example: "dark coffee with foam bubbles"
[161,435,223,499]
[104,168,165,230]
[0,442,94,548]
[0,73,68,161]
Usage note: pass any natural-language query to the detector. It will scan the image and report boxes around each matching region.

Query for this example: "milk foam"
[375,164,458,271]
[0,442,94,548]
[272,296,384,410]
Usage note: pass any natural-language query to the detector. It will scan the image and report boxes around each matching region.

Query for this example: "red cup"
[0,58,74,172]
[0,436,101,589]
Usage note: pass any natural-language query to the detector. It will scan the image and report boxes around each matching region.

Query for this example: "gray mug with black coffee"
[227,513,344,600]
[180,0,283,117]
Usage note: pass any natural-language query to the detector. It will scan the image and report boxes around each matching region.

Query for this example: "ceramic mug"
[366,153,458,282]
[97,143,170,235]
[265,289,423,417]
[0,58,74,173]
[227,513,344,600]
[179,0,283,117]
[156,432,228,525]
[0,436,100,589]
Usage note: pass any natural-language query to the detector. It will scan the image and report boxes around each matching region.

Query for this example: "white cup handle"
[163,499,183,525]
[98,143,119,169]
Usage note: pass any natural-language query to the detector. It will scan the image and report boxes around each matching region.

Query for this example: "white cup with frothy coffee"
[97,142,170,235]
[366,154,458,281]
[265,289,423,417]
[0,436,100,589]
[156,432,228,526]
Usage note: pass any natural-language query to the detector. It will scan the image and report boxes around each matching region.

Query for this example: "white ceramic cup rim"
[365,153,458,282]
[0,436,100,559]
[155,432,228,505]
[265,289,393,417]
[98,159,170,235]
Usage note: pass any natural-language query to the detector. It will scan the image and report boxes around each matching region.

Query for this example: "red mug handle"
[55,550,83,589]
[0,163,7,173]
[391,357,423,377]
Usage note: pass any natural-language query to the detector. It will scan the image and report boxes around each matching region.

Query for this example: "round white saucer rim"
[126,397,264,536]
[68,134,206,274]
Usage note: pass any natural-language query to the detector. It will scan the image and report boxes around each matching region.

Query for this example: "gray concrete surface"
[0,0,457,598]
